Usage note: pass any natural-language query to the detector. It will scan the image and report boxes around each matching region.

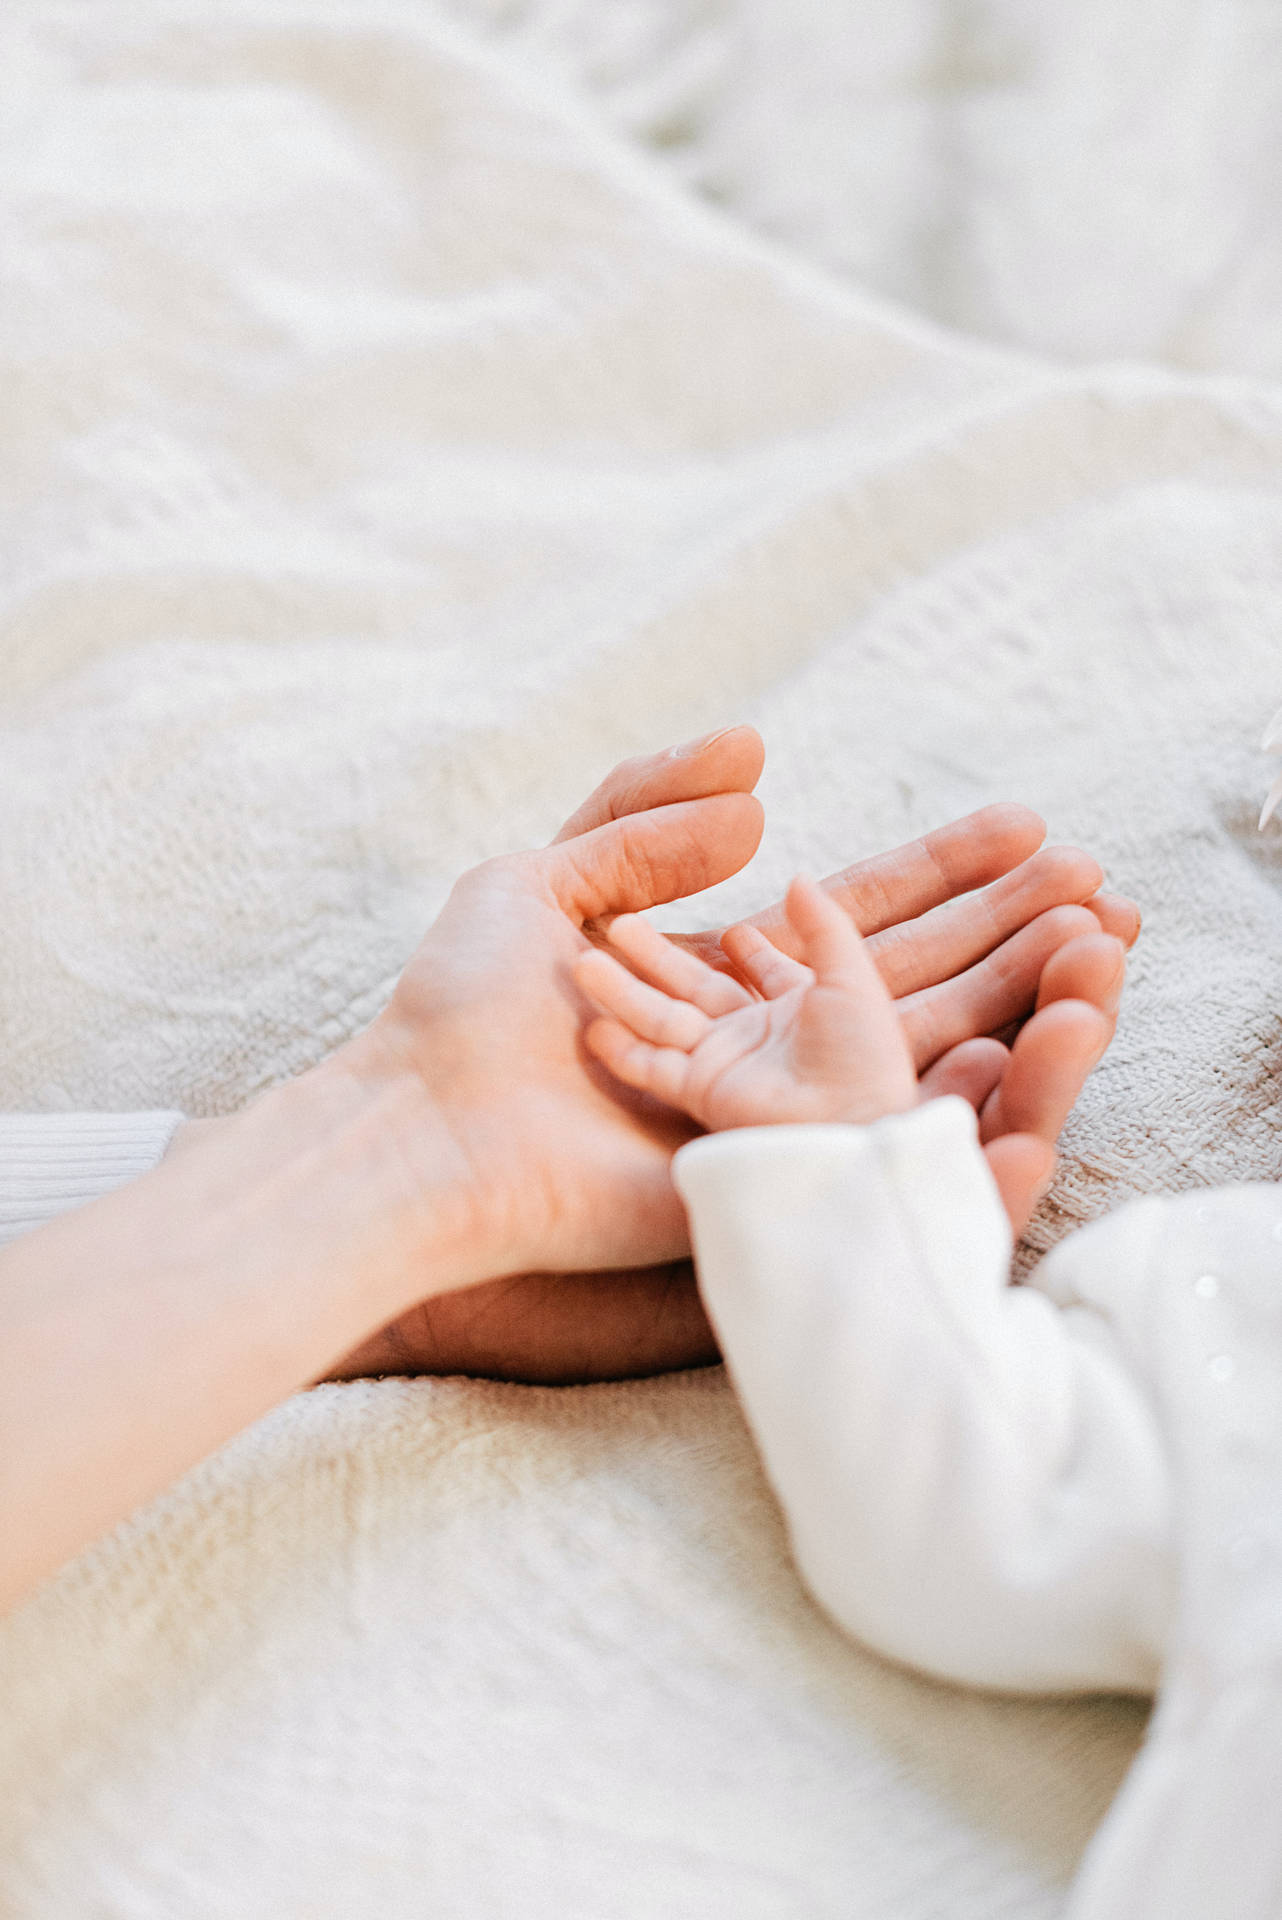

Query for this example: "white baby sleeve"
[0,1111,185,1248]
[674,1097,1173,1693]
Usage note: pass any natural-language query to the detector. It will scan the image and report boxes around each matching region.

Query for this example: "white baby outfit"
[676,1097,1282,1920]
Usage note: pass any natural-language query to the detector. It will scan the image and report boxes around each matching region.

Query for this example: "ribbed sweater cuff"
[0,1111,185,1247]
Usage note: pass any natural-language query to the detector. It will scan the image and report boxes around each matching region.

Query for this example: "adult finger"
[1083,890,1141,950]
[865,844,1104,998]
[1035,931,1127,1019]
[984,1135,1058,1238]
[899,903,1101,1069]
[733,803,1048,958]
[980,998,1114,1146]
[543,790,764,922]
[552,727,765,842]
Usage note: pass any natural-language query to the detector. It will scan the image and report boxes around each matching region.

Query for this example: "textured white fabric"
[0,1111,183,1247]
[448,0,1282,378]
[1,2,1281,1915]
[677,1102,1282,1919]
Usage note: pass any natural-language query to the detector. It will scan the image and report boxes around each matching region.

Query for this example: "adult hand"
[333,929,1126,1385]
[332,729,1138,1382]
[565,730,1137,1241]
[333,741,766,1286]
[554,728,1137,1035]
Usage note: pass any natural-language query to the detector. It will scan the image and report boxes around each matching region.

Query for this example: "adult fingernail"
[671,725,742,758]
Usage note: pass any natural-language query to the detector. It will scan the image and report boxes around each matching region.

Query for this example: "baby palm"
[578,876,919,1134]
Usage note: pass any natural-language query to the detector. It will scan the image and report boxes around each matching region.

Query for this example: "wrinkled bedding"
[2,4,1281,1915]
[446,0,1282,377]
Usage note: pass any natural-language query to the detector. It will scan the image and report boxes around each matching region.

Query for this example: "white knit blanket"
[2,5,1282,1915]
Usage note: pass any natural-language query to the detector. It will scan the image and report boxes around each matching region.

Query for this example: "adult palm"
[356,781,762,1283]
[333,728,1135,1383]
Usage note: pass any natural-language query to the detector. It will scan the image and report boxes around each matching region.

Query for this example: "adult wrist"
[280,1037,501,1320]
[165,1045,502,1333]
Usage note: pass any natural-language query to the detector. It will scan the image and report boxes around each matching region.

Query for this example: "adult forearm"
[0,1059,482,1613]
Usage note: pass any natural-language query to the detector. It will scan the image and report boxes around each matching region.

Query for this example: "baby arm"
[577,879,1172,1692]
[674,1104,1172,1691]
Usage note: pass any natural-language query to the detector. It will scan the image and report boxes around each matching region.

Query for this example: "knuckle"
[605,760,650,819]
[622,829,668,903]
[839,861,895,932]
[901,998,941,1069]
[453,851,516,898]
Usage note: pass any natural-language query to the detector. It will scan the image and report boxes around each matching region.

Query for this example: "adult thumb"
[543,791,764,923]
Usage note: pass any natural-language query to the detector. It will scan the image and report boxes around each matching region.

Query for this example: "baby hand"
[575,874,920,1132]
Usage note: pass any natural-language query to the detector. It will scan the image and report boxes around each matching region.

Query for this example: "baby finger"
[607,914,750,1016]
[720,921,813,1000]
[576,948,711,1050]
[584,1018,696,1110]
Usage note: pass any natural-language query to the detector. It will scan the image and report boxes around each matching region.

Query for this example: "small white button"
[1194,1274,1220,1300]
[1208,1354,1235,1383]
